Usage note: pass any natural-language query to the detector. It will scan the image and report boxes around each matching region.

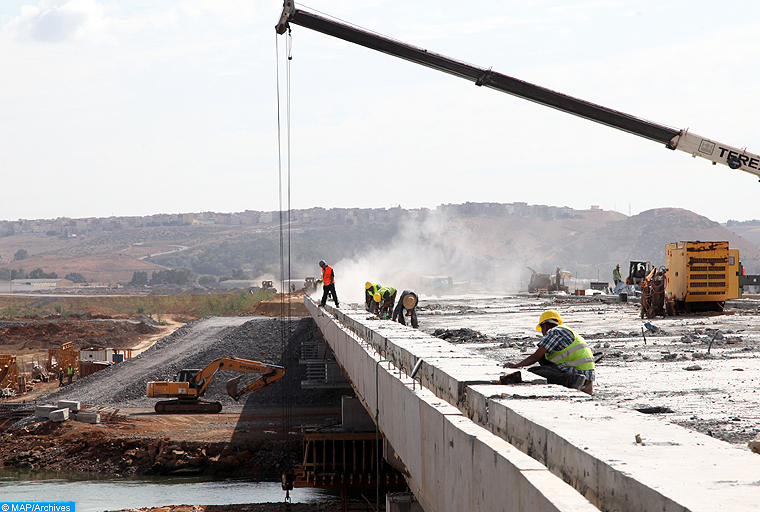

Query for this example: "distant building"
[11,278,74,287]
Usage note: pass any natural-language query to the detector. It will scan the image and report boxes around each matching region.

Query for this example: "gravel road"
[41,315,344,410]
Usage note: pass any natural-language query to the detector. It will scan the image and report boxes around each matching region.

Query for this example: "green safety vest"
[368,284,381,295]
[613,268,622,280]
[377,286,396,300]
[545,326,595,371]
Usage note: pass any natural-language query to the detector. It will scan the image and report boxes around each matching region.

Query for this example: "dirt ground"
[242,290,310,317]
[0,317,162,357]
[0,404,341,478]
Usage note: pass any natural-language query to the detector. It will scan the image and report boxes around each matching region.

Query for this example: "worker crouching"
[504,309,595,395]
[373,286,397,319]
[392,290,419,328]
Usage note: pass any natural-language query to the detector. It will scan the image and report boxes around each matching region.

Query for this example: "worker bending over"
[365,282,381,313]
[319,260,339,308]
[374,286,397,319]
[392,290,419,328]
[504,309,595,394]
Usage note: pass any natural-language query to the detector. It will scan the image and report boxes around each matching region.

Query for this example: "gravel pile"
[431,327,490,343]
[39,316,344,409]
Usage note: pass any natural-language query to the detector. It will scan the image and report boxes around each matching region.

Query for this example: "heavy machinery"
[641,241,760,317]
[627,261,652,287]
[146,357,286,414]
[275,3,760,179]
[261,280,277,292]
[527,267,571,293]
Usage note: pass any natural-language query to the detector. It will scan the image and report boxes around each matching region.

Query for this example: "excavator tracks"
[154,400,222,414]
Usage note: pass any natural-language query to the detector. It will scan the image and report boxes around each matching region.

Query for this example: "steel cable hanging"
[275,28,295,499]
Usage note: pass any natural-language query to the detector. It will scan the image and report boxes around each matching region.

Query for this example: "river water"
[0,470,329,512]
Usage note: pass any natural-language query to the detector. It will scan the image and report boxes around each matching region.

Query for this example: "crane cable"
[275,27,294,500]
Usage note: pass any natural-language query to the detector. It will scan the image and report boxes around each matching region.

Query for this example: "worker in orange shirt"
[319,260,339,308]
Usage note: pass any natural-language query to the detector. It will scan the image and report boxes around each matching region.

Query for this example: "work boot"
[580,380,594,395]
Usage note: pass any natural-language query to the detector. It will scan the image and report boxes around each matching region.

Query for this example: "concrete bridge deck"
[307,296,760,512]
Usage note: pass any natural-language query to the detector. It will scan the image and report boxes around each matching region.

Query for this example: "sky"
[2,0,760,223]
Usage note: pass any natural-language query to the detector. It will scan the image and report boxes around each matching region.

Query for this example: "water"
[0,470,329,512]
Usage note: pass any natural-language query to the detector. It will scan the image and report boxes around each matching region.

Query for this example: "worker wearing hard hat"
[319,260,339,308]
[613,264,622,287]
[365,282,382,313]
[392,290,419,328]
[503,309,595,394]
[374,286,397,319]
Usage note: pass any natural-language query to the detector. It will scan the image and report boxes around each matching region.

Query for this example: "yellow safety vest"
[546,326,595,371]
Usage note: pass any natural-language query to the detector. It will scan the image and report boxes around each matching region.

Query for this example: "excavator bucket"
[225,376,242,400]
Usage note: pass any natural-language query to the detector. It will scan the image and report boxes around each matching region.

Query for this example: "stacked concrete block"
[49,408,70,422]
[57,400,80,412]
[35,405,59,418]
[75,411,101,424]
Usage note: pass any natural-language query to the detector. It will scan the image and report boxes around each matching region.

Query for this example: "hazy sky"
[2,0,760,223]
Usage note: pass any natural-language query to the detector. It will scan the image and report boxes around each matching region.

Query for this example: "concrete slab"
[74,411,100,424]
[49,408,69,422]
[57,400,80,412]
[35,405,58,418]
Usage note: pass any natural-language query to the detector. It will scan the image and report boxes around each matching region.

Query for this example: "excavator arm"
[191,356,286,400]
[276,2,760,179]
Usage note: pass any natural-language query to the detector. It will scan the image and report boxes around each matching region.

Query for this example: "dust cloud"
[327,212,527,304]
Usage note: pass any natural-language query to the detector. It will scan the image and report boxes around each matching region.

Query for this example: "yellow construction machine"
[642,241,758,317]
[146,356,286,414]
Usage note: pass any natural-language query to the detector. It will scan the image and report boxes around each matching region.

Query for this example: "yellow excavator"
[146,356,286,414]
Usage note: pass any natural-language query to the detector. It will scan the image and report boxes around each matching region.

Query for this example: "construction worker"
[613,264,622,287]
[374,286,397,319]
[67,363,74,385]
[319,260,339,308]
[365,282,382,313]
[58,366,64,387]
[392,290,419,328]
[503,309,595,395]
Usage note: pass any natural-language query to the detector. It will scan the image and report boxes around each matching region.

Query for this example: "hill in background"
[0,205,756,292]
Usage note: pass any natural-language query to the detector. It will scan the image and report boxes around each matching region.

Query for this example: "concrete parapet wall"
[308,299,597,512]
[310,299,760,512]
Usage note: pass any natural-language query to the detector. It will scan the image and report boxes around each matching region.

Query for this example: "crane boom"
[276,2,760,179]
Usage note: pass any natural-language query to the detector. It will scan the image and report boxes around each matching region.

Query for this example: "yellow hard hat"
[365,281,373,289]
[374,292,382,303]
[536,309,562,331]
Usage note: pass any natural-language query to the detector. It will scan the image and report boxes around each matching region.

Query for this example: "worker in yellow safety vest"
[373,286,397,319]
[67,363,74,385]
[503,309,595,394]
[613,264,622,286]
[365,282,381,313]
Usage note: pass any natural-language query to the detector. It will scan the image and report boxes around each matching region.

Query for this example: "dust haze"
[326,213,527,304]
